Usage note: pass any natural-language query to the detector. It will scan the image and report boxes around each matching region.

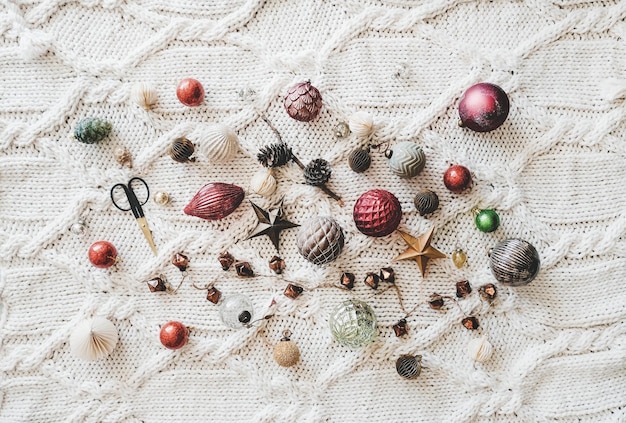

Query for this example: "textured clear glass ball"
[219,293,254,329]
[334,122,350,139]
[329,299,377,349]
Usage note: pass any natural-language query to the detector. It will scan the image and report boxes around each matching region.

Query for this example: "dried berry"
[218,252,235,271]
[456,280,472,298]
[235,261,254,277]
[147,277,167,292]
[284,284,304,300]
[429,293,444,310]
[172,253,189,272]
[380,267,395,283]
[393,319,408,337]
[340,272,355,290]
[269,256,286,274]
[206,287,222,304]
[462,316,479,330]
[364,272,380,289]
[479,283,498,302]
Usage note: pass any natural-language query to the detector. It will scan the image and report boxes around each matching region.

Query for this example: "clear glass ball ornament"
[219,293,254,329]
[329,299,377,349]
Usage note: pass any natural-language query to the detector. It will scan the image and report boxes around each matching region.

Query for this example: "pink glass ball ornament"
[458,83,510,132]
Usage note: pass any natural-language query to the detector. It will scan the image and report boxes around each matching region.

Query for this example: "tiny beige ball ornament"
[349,111,375,138]
[273,330,300,367]
[196,123,240,163]
[130,82,157,110]
[249,169,277,197]
[70,316,118,361]
[467,336,493,363]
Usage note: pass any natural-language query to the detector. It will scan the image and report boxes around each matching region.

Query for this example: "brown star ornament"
[393,227,446,277]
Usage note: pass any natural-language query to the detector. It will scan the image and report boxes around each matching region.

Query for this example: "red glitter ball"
[353,189,402,237]
[176,78,205,107]
[88,241,118,268]
[443,165,472,193]
[459,82,509,132]
[160,321,189,350]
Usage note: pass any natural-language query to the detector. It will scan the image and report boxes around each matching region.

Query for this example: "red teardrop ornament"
[353,189,402,237]
[184,183,245,220]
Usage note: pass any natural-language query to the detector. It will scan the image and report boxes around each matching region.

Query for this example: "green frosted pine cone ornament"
[74,117,112,144]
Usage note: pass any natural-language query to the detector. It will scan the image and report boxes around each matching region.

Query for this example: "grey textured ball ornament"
[396,354,422,379]
[296,217,344,265]
[386,141,426,178]
[348,147,371,173]
[489,238,540,286]
[413,190,439,216]
[74,117,112,144]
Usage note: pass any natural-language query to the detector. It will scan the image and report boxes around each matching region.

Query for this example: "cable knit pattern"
[1,1,626,422]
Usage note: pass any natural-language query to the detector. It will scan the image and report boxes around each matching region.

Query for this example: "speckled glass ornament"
[459,82,509,132]
[489,238,540,286]
[386,141,426,178]
[219,293,254,329]
[153,191,170,205]
[296,217,344,265]
[329,299,377,349]
[74,117,112,144]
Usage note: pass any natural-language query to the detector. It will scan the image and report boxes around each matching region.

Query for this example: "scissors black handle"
[110,177,150,218]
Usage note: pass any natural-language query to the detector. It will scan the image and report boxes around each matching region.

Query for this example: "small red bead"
[176,78,205,107]
[459,83,509,132]
[443,165,472,193]
[88,241,118,268]
[160,321,189,350]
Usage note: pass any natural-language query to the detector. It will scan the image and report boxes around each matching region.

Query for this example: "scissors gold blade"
[110,177,158,255]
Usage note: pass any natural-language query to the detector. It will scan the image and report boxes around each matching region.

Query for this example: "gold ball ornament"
[273,331,300,367]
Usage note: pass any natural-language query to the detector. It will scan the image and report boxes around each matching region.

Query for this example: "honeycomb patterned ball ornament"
[296,217,344,265]
[386,141,426,178]
[353,189,402,237]
[329,299,377,349]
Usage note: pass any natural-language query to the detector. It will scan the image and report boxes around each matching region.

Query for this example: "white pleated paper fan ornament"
[70,316,118,361]
[249,168,277,197]
[196,123,240,163]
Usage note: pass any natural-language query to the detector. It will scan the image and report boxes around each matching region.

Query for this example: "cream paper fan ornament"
[130,82,157,110]
[197,123,240,163]
[467,336,493,363]
[70,316,118,361]
[348,111,375,138]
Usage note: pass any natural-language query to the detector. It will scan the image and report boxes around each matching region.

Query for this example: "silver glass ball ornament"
[489,238,540,286]
[219,293,254,329]
[329,299,377,349]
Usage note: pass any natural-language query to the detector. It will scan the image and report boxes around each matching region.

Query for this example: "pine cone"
[304,159,331,186]
[257,142,293,168]
[284,81,323,122]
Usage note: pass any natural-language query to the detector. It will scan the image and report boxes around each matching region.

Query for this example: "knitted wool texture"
[1,1,626,422]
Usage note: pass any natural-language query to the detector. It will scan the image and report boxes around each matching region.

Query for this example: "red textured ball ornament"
[353,189,402,237]
[284,81,323,122]
[443,165,472,193]
[176,78,205,107]
[88,241,118,268]
[160,321,189,350]
[458,83,509,132]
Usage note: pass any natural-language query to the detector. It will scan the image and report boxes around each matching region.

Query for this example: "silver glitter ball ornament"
[296,217,344,265]
[69,220,86,235]
[329,299,377,349]
[219,293,254,329]
[386,141,426,178]
[334,122,350,139]
[489,238,540,286]
[396,354,422,379]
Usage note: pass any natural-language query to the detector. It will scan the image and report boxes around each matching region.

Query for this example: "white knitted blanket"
[2,1,626,422]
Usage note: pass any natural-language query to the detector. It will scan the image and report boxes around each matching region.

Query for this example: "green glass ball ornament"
[475,209,500,233]
[74,117,112,144]
[329,299,377,349]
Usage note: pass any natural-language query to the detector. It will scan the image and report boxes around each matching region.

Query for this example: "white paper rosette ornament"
[70,316,118,361]
[196,123,240,163]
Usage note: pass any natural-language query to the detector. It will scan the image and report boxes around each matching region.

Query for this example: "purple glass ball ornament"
[458,83,510,132]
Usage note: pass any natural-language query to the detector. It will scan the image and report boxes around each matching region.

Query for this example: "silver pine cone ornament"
[284,81,323,122]
[304,159,331,186]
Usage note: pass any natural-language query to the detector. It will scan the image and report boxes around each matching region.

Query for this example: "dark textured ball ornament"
[413,190,439,216]
[458,82,509,132]
[353,189,402,237]
[396,354,422,379]
[169,137,195,163]
[284,81,323,122]
[490,238,540,286]
[443,165,472,193]
[160,321,189,350]
[475,209,500,233]
[348,147,371,173]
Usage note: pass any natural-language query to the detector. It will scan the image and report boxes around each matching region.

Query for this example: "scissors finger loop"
[110,184,132,211]
[128,177,150,206]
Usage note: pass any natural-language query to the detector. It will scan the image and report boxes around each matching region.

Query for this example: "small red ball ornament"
[176,78,205,107]
[458,82,509,132]
[353,189,402,237]
[88,241,118,268]
[443,165,472,193]
[160,321,189,350]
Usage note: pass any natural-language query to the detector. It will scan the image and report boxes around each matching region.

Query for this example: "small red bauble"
[458,82,509,132]
[160,321,189,350]
[443,165,472,193]
[284,81,323,122]
[176,78,205,107]
[353,189,402,237]
[88,241,118,268]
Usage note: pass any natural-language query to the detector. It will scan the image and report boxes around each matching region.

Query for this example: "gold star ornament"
[393,227,446,277]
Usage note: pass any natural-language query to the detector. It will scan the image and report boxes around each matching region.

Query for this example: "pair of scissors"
[110,177,157,255]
